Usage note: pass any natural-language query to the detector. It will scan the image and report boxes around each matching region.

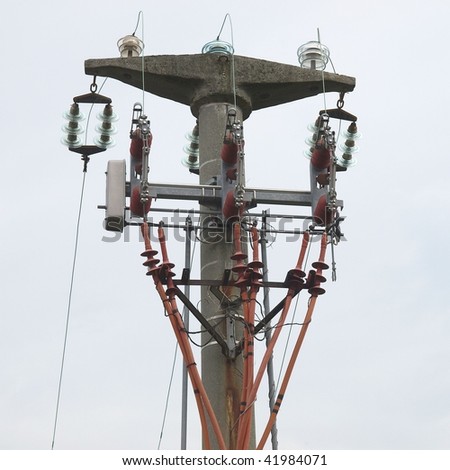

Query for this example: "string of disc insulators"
[139,217,330,449]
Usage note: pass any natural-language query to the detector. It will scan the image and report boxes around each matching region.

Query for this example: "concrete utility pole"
[85,52,355,449]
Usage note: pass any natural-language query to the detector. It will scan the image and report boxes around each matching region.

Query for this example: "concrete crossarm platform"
[85,54,355,119]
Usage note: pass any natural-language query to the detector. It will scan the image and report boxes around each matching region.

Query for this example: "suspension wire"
[274,293,300,396]
[131,10,146,111]
[217,13,237,110]
[51,171,87,450]
[274,236,312,398]
[317,28,327,113]
[157,338,179,450]
[140,12,146,112]
[84,77,108,145]
[132,10,143,35]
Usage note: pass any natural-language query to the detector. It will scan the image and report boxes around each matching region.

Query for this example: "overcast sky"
[1,0,449,451]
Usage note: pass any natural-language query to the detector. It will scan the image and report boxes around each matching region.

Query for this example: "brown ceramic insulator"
[234,274,249,288]
[308,284,326,296]
[248,271,263,283]
[146,265,161,276]
[232,262,247,273]
[247,260,264,270]
[141,249,158,258]
[142,258,160,267]
[165,276,178,296]
[287,268,306,279]
[231,251,247,261]
[249,271,263,288]
[314,273,327,283]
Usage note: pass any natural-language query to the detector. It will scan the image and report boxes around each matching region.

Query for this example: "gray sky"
[1,0,449,450]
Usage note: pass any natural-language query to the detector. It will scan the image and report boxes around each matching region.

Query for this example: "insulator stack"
[309,233,329,296]
[117,34,144,58]
[182,124,199,172]
[141,247,160,272]
[231,224,247,279]
[297,41,330,71]
[304,117,320,159]
[337,121,360,168]
[285,232,309,290]
[140,223,160,276]
[61,103,85,148]
[95,104,117,148]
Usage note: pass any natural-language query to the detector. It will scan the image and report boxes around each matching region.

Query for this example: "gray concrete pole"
[198,102,246,450]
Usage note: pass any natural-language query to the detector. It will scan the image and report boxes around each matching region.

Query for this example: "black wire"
[51,171,87,450]
[132,11,144,36]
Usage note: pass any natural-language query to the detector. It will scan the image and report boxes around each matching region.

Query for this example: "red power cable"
[141,222,226,450]
[257,232,327,449]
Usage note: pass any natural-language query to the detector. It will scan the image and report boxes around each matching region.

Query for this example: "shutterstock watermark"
[101,211,345,244]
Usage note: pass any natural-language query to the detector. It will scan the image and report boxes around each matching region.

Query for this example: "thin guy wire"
[157,339,179,450]
[51,171,87,450]
[217,13,237,110]
[317,28,327,113]
[273,237,312,397]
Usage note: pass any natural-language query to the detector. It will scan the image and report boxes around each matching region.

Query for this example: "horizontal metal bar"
[146,182,314,207]
[168,279,289,289]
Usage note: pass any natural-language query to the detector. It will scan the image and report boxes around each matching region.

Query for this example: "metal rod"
[181,216,193,450]
[174,287,229,355]
[260,211,279,449]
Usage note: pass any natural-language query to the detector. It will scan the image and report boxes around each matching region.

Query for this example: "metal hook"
[90,76,98,93]
[336,91,346,109]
